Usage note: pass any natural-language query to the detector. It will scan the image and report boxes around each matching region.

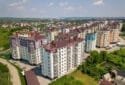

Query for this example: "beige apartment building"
[96,29,110,48]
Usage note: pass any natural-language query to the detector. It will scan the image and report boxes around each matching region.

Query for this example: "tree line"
[78,48,125,80]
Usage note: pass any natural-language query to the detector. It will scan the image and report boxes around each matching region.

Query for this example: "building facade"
[11,31,43,65]
[85,32,97,52]
[96,30,110,48]
[41,36,84,79]
[109,28,119,44]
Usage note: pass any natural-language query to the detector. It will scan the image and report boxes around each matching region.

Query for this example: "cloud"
[63,5,84,13]
[16,6,25,10]
[22,0,28,3]
[9,0,30,11]
[48,2,54,7]
[60,5,85,17]
[64,6,75,11]
[9,2,21,7]
[9,0,29,6]
[40,10,46,14]
[59,2,68,7]
[9,5,25,11]
[31,8,37,12]
[93,0,104,5]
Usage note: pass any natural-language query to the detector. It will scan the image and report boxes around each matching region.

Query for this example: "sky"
[0,0,125,18]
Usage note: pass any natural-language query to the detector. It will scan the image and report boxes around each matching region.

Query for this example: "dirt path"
[0,58,21,85]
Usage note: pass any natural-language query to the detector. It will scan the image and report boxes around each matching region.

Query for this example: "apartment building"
[96,29,110,48]
[41,36,84,79]
[85,32,97,52]
[110,28,119,44]
[11,31,44,65]
[10,21,122,79]
[108,22,120,44]
[47,30,58,42]
[96,22,121,48]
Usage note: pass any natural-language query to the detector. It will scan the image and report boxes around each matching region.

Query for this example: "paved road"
[11,60,51,85]
[0,58,21,85]
[0,49,10,54]
[37,75,51,85]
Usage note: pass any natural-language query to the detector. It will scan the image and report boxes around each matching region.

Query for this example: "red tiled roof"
[44,35,83,53]
[25,70,40,85]
[100,79,112,85]
[12,31,45,41]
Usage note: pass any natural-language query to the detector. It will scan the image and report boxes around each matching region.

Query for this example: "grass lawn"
[0,56,26,85]
[50,70,98,85]
[0,29,11,50]
[0,63,12,85]
[70,70,98,85]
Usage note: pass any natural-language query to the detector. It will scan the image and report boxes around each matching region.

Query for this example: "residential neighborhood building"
[85,32,97,52]
[108,22,121,43]
[109,28,119,44]
[10,20,122,80]
[41,35,84,79]
[96,29,110,48]
[11,31,44,65]
[100,70,125,85]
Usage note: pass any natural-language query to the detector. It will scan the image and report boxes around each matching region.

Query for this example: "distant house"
[100,70,125,85]
[115,70,125,85]
[99,79,112,85]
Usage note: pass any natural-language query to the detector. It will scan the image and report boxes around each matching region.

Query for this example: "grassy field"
[0,56,26,85]
[50,70,98,85]
[0,27,31,51]
[0,29,11,50]
[0,63,12,85]
[70,70,98,85]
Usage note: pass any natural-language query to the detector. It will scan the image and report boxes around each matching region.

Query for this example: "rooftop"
[100,79,112,85]
[44,35,83,53]
[11,31,44,41]
[25,70,40,85]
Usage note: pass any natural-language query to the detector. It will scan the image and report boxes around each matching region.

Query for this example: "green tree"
[100,51,108,61]
[90,50,100,64]
[121,23,125,32]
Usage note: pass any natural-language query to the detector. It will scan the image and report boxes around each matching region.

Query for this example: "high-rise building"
[41,36,84,79]
[96,29,110,48]
[108,22,120,44]
[110,28,119,44]
[11,31,44,65]
[85,32,97,52]
[47,30,58,42]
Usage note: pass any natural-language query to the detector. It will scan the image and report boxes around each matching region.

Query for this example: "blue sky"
[0,0,125,18]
